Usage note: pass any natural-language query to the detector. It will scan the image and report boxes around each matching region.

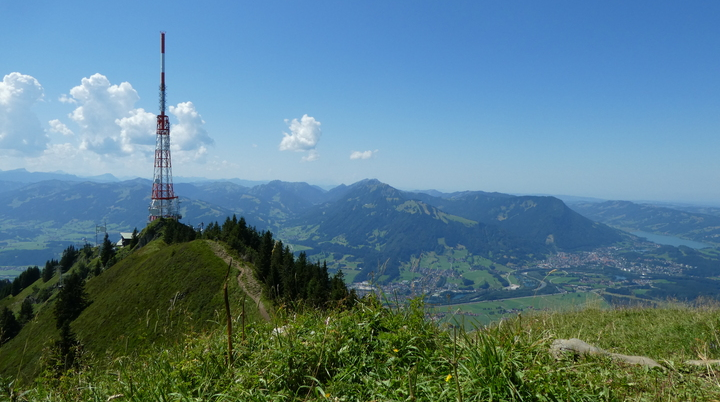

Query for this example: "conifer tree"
[129,227,139,249]
[0,306,20,345]
[100,233,115,267]
[59,245,78,273]
[0,279,11,299]
[81,243,94,260]
[11,266,40,296]
[92,260,102,277]
[42,259,58,282]
[49,321,82,374]
[54,271,90,329]
[18,297,34,324]
[164,220,177,244]
[257,231,274,282]
[281,245,297,302]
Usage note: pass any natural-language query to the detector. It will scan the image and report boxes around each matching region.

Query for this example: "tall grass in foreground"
[6,297,720,401]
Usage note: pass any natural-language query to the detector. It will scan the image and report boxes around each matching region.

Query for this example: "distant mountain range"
[7,171,717,279]
[0,168,120,187]
[0,168,271,190]
[0,174,632,276]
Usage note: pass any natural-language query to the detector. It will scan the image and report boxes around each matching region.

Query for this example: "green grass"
[442,292,608,325]
[0,239,262,383]
[288,244,313,252]
[460,269,501,288]
[8,297,720,401]
[339,268,361,283]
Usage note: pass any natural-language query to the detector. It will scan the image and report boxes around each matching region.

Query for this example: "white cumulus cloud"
[58,94,76,104]
[116,108,156,154]
[48,119,74,136]
[350,149,378,160]
[169,101,214,151]
[68,73,141,155]
[59,74,212,160]
[279,114,321,160]
[3,72,214,176]
[0,72,48,155]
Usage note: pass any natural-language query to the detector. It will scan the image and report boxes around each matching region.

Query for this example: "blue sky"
[1,1,720,203]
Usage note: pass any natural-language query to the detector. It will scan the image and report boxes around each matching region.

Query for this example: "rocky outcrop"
[685,359,720,366]
[550,338,662,368]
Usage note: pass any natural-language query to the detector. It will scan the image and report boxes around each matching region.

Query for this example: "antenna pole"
[149,32,180,221]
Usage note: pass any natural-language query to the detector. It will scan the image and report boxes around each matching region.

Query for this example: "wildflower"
[445,374,452,382]
[325,393,331,398]
[393,348,399,353]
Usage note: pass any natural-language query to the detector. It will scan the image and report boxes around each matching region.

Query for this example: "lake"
[630,231,713,249]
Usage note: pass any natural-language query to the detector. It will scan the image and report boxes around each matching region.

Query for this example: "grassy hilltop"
[0,225,264,383]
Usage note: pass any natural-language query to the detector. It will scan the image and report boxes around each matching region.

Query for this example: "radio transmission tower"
[149,32,180,221]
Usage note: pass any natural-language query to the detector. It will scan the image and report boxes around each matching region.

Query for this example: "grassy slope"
[9,299,720,401]
[0,239,263,383]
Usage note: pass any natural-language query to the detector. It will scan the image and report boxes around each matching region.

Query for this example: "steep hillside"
[0,238,264,382]
[570,200,720,245]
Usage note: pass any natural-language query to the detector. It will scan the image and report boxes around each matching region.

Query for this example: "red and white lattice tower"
[149,32,180,221]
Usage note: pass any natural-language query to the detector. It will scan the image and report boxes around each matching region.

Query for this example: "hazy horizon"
[4,166,720,207]
[2,2,720,203]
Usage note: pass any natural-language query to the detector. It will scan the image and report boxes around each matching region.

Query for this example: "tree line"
[200,215,356,309]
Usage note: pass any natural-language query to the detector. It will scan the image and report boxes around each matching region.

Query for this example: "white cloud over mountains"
[279,114,322,161]
[0,73,48,156]
[0,72,214,175]
[68,73,143,155]
[169,102,214,162]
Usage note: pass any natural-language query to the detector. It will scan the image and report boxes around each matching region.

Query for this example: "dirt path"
[206,240,271,321]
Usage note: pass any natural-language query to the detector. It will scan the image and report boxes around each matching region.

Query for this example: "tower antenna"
[149,31,180,221]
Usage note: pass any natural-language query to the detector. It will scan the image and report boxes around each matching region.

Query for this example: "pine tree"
[18,297,34,324]
[0,306,20,345]
[100,233,115,267]
[49,321,82,374]
[164,220,177,243]
[257,231,274,282]
[59,245,78,273]
[54,272,90,329]
[129,227,139,249]
[11,266,40,296]
[281,245,297,302]
[0,279,11,299]
[42,259,58,282]
[92,260,102,277]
